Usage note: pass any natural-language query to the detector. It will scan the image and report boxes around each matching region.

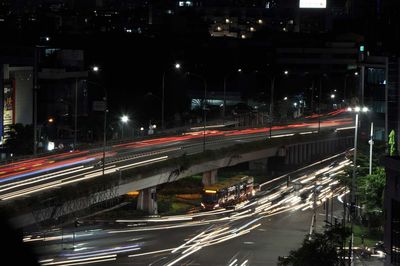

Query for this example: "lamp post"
[187,72,207,152]
[161,63,181,129]
[120,115,129,139]
[88,66,107,176]
[369,122,374,175]
[347,105,369,265]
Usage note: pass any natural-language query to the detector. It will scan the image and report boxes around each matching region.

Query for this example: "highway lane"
[0,110,353,202]
[24,156,351,265]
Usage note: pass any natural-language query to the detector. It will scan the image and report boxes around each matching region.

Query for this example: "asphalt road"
[24,156,350,266]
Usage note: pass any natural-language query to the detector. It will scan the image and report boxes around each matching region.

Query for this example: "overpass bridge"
[6,129,354,228]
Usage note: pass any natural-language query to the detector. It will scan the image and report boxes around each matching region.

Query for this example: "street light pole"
[33,46,39,155]
[203,78,207,152]
[162,71,165,130]
[103,98,107,176]
[318,76,324,133]
[349,111,358,266]
[74,78,78,149]
[347,105,368,265]
[223,75,226,124]
[369,122,374,175]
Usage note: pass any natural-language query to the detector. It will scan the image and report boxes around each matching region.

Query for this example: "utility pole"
[203,78,207,152]
[74,78,78,149]
[369,122,374,175]
[269,76,275,138]
[33,47,39,155]
[162,71,165,130]
[223,75,226,125]
[312,177,317,234]
[318,76,322,133]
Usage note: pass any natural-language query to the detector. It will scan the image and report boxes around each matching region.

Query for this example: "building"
[0,53,34,144]
[383,156,400,266]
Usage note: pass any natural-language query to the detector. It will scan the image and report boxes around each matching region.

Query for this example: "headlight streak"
[1,156,169,201]
[228,258,238,266]
[0,158,96,183]
[240,259,249,266]
[0,165,86,191]
[65,245,141,260]
[171,231,207,254]
[117,156,168,170]
[164,246,202,266]
[0,165,116,201]
[128,248,175,258]
[42,156,349,265]
[41,254,116,266]
[108,220,209,234]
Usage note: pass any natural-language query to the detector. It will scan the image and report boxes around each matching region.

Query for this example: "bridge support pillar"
[202,170,218,186]
[137,187,158,215]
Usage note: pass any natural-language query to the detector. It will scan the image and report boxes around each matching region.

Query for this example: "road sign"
[92,101,106,111]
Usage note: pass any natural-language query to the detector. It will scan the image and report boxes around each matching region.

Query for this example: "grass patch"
[349,224,383,247]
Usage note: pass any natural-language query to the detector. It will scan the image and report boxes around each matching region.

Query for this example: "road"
[24,155,351,265]
[0,109,352,202]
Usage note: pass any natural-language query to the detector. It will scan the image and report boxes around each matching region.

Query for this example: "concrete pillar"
[298,144,304,164]
[290,146,296,165]
[202,170,218,186]
[293,145,299,164]
[137,187,158,215]
[302,144,307,163]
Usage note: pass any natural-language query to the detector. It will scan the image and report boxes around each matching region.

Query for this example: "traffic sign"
[92,101,106,111]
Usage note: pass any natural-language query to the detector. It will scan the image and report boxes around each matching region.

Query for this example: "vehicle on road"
[201,175,254,210]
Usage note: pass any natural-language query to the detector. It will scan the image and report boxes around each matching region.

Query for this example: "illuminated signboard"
[3,81,15,141]
[299,0,326,8]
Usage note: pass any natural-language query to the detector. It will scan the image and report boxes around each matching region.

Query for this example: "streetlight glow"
[284,70,289,75]
[92,66,99,72]
[121,115,129,123]
[331,94,335,99]
[175,63,181,69]
[284,96,288,101]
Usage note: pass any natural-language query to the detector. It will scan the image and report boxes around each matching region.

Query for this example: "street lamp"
[161,62,181,129]
[347,105,369,264]
[120,115,129,139]
[33,37,51,155]
[86,68,107,176]
[187,72,207,152]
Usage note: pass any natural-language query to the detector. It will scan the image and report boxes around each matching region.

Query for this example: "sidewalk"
[313,202,385,266]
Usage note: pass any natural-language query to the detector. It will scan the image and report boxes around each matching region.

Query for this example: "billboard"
[3,81,15,141]
[299,0,326,8]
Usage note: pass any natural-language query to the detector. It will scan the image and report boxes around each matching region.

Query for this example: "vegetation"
[278,224,350,266]
[336,141,386,232]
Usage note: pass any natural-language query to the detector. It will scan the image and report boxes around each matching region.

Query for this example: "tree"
[358,167,386,229]
[278,225,350,266]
